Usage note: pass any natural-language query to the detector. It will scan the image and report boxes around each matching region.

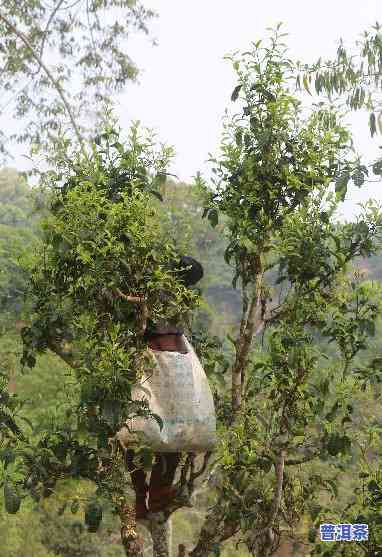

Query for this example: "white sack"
[117,336,217,452]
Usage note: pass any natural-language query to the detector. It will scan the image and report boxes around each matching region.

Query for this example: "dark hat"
[175,256,204,287]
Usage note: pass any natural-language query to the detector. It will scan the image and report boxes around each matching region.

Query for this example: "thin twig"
[38,0,67,64]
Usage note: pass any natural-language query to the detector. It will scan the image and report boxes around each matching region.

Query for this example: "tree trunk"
[188,497,239,557]
[120,504,145,557]
[245,451,285,556]
[231,268,264,422]
[149,511,172,557]
[189,518,238,557]
[122,537,145,557]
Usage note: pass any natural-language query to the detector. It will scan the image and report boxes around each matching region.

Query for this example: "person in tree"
[122,255,204,518]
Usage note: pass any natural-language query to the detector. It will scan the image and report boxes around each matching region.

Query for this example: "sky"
[114,0,382,220]
[4,0,382,220]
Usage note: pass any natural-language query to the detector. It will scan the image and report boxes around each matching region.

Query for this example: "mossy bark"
[150,511,171,557]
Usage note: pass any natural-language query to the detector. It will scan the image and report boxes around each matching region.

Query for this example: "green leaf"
[372,159,382,175]
[235,129,243,146]
[71,499,80,514]
[308,527,317,543]
[335,172,350,201]
[226,334,236,347]
[325,400,340,422]
[255,457,272,473]
[85,501,102,532]
[319,211,330,223]
[352,169,365,187]
[326,433,351,456]
[303,75,312,96]
[4,483,21,514]
[326,478,339,497]
[214,373,226,390]
[367,479,380,493]
[148,190,163,202]
[252,361,267,371]
[231,84,242,102]
[369,112,377,137]
[111,142,125,154]
[365,320,376,337]
[152,412,164,432]
[0,448,15,467]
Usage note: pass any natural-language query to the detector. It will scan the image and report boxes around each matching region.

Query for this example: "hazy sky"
[115,0,382,220]
[5,0,382,219]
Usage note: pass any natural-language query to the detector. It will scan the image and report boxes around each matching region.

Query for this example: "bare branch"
[231,265,264,421]
[188,495,240,556]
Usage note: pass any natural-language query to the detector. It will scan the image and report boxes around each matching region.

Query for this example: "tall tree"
[187,27,382,556]
[0,0,155,171]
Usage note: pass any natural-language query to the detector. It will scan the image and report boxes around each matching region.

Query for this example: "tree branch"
[189,451,212,483]
[246,450,285,550]
[113,289,148,335]
[114,289,146,303]
[0,10,86,157]
[231,265,264,421]
[285,451,320,466]
[188,495,240,557]
[39,0,67,63]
